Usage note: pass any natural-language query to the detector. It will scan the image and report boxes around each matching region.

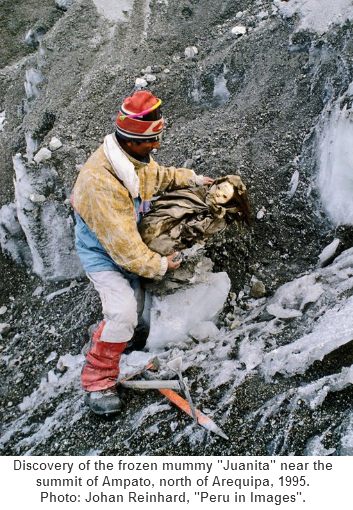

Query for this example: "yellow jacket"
[73,135,203,278]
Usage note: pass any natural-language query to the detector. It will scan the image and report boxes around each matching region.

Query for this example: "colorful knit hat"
[116,91,164,142]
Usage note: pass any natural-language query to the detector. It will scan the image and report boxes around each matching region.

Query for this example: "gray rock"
[49,137,63,151]
[183,159,194,168]
[0,323,11,336]
[34,148,52,164]
[231,25,247,36]
[55,0,73,10]
[250,280,266,298]
[184,46,198,58]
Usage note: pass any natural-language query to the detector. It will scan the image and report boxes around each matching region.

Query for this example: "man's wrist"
[158,256,168,276]
[195,174,204,186]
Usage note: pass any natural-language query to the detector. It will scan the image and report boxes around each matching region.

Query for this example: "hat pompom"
[116,91,164,142]
[123,91,159,114]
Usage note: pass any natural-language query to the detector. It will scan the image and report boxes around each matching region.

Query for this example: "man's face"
[125,140,160,158]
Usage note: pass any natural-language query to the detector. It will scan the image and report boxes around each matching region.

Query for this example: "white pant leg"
[87,271,139,343]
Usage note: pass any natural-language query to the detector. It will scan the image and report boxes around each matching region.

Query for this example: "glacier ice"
[339,413,353,455]
[318,99,353,225]
[0,202,33,266]
[0,110,6,132]
[10,154,83,281]
[287,169,299,199]
[262,298,353,378]
[146,272,231,351]
[24,68,42,101]
[213,65,230,106]
[266,274,324,319]
[25,133,38,163]
[189,321,220,342]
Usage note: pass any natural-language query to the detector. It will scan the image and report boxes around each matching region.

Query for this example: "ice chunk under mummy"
[146,272,231,351]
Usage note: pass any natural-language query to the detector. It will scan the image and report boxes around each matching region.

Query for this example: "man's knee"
[100,317,136,342]
[103,286,137,322]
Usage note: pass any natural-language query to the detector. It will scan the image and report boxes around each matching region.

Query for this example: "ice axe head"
[167,357,183,375]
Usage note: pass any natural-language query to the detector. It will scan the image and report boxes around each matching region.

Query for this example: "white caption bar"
[2,456,352,508]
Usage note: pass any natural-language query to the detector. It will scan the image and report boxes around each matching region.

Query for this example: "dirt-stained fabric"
[138,175,252,256]
[73,138,201,278]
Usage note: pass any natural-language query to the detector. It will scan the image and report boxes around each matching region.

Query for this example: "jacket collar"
[103,134,140,198]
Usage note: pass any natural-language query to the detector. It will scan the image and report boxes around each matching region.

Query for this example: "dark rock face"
[1,0,353,456]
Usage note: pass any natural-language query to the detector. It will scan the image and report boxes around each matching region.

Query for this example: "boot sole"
[84,394,122,416]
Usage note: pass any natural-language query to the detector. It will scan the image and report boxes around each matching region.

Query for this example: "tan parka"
[73,138,203,279]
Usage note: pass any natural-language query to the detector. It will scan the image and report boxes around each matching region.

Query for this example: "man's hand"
[203,176,214,185]
[166,252,182,271]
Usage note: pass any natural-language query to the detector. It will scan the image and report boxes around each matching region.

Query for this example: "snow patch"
[92,0,134,22]
[275,0,353,34]
[305,434,336,456]
[0,352,84,454]
[131,403,171,431]
[45,281,78,302]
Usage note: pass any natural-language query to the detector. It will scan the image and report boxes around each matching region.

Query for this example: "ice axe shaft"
[158,388,229,440]
[167,357,197,421]
[121,380,180,390]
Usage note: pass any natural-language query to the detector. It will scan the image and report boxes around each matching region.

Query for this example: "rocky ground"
[1,0,353,456]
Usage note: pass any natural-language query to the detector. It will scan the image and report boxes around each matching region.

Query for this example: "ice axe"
[118,357,229,440]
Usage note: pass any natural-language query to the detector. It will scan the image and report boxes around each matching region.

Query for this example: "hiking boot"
[84,386,122,416]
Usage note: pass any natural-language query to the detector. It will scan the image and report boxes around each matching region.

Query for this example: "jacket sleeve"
[145,159,204,195]
[156,164,204,192]
[74,172,168,279]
